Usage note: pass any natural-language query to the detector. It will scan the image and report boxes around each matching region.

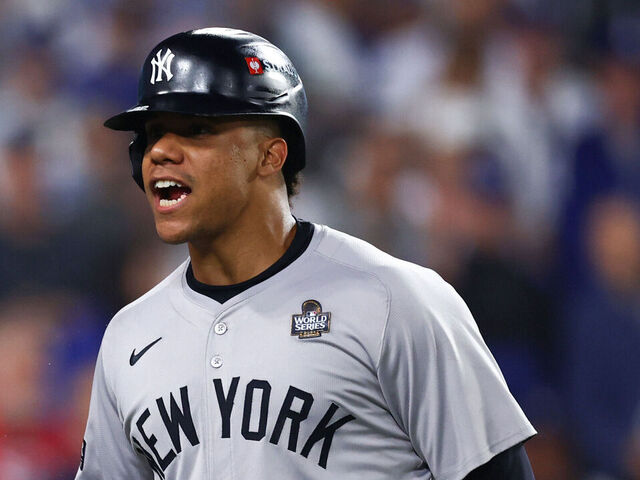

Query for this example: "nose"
[147,132,184,165]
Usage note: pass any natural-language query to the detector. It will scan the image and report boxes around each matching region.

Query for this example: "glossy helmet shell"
[104,27,307,190]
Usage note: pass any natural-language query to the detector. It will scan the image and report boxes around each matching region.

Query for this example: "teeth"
[159,193,188,207]
[154,179,183,189]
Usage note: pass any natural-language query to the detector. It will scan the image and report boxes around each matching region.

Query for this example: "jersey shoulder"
[314,225,473,341]
[315,225,455,306]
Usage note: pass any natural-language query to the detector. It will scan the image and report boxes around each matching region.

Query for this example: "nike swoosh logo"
[129,337,163,366]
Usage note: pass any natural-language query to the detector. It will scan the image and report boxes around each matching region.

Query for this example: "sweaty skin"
[141,114,295,286]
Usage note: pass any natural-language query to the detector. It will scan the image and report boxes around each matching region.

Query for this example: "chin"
[155,222,191,245]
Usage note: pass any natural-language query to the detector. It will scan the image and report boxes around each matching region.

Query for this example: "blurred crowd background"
[0,0,639,478]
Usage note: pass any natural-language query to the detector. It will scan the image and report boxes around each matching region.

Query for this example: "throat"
[188,217,300,286]
[165,186,189,200]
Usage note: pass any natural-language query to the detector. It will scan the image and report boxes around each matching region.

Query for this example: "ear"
[256,137,288,178]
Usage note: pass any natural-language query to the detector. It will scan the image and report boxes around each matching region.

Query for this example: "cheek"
[198,151,253,197]
[198,169,247,207]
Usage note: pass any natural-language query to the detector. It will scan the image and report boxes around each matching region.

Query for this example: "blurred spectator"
[564,196,640,478]
[0,294,103,479]
[59,107,153,312]
[561,55,640,291]
[327,125,434,264]
[454,152,556,400]
[483,17,595,258]
[0,126,134,312]
[67,4,142,107]
[274,0,363,109]
[0,46,90,210]
[0,130,67,298]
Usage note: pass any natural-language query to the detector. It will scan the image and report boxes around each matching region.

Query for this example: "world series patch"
[291,300,331,339]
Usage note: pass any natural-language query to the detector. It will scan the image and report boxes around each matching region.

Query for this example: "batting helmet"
[104,27,307,190]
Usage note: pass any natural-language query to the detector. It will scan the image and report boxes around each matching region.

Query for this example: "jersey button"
[210,355,223,368]
[214,322,227,335]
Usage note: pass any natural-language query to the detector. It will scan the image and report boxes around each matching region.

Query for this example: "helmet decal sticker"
[245,57,264,75]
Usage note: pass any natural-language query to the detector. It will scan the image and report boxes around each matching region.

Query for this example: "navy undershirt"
[463,443,534,479]
[186,219,314,303]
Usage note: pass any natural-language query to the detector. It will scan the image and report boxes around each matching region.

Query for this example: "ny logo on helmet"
[150,48,175,85]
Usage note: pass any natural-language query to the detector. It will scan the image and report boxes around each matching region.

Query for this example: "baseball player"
[77,28,536,479]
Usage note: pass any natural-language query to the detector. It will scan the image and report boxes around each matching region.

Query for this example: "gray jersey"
[76,224,535,480]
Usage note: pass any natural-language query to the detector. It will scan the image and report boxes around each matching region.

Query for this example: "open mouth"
[153,179,192,207]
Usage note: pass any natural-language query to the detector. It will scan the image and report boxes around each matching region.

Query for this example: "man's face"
[141,114,266,245]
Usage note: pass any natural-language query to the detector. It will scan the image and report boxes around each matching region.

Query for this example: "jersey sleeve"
[75,345,152,480]
[376,268,536,480]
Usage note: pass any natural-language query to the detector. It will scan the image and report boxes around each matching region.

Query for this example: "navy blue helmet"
[104,27,307,190]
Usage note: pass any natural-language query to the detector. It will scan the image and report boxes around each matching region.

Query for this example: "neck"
[188,205,297,286]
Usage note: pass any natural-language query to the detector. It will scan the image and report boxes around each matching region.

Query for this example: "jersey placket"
[206,307,236,480]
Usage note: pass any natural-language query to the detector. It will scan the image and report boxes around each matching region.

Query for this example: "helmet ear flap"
[129,132,146,191]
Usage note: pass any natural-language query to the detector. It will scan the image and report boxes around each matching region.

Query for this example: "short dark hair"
[283,166,302,199]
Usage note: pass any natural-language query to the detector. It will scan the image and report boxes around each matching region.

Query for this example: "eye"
[187,122,213,137]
